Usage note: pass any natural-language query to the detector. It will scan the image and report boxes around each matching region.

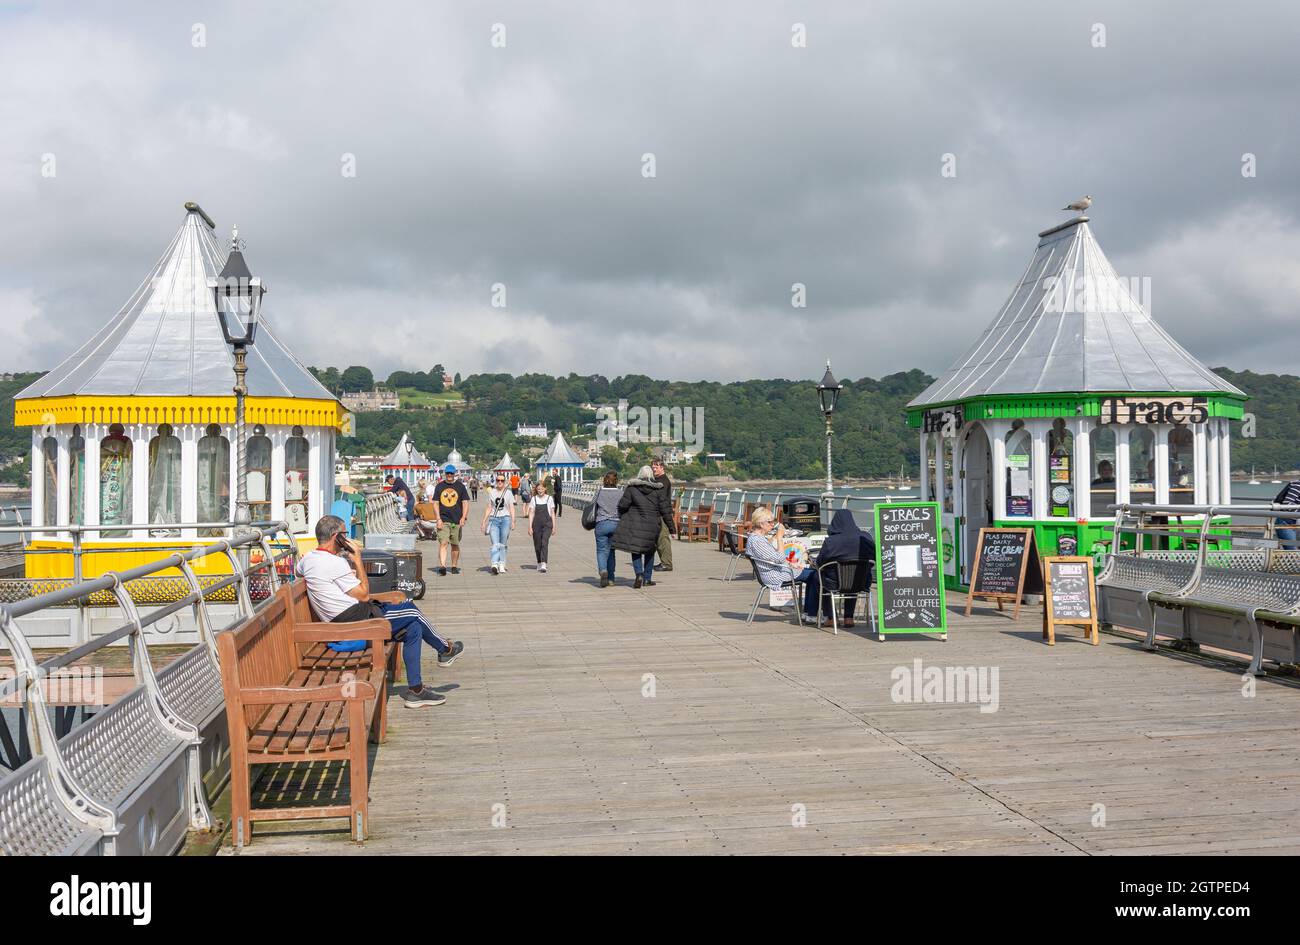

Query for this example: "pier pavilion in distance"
[907,215,1247,588]
[13,203,346,577]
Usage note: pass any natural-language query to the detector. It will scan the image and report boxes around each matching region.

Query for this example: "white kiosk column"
[1115,426,1131,507]
[1074,418,1091,520]
[1219,418,1232,504]
[918,430,930,503]
[991,423,1008,521]
[1153,426,1170,505]
[270,428,287,527]
[83,426,100,537]
[1031,421,1049,520]
[132,425,149,540]
[308,429,323,528]
[1205,421,1220,505]
[56,432,70,537]
[181,424,199,539]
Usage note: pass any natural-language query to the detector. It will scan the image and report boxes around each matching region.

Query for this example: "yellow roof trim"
[14,395,346,431]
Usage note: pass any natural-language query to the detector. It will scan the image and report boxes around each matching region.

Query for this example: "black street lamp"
[816,361,843,499]
[208,224,266,538]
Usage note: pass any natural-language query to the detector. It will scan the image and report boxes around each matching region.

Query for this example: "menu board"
[965,527,1043,620]
[874,502,947,635]
[1042,556,1099,645]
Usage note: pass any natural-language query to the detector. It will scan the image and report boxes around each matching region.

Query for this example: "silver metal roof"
[536,430,584,466]
[380,433,433,469]
[493,452,520,471]
[909,217,1244,407]
[17,206,337,401]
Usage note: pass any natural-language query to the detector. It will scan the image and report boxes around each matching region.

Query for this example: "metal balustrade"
[0,522,295,856]
[365,491,415,535]
[1099,503,1300,673]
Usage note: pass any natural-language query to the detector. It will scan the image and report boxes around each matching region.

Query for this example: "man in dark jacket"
[648,459,676,571]
[804,509,876,627]
[612,466,673,588]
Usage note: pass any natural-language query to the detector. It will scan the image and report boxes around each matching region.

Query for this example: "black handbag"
[582,488,600,531]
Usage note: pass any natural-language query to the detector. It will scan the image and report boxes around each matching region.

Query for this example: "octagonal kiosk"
[14,203,346,582]
[906,216,1246,588]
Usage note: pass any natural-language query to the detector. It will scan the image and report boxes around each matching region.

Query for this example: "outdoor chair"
[813,559,875,635]
[722,527,747,581]
[744,553,807,627]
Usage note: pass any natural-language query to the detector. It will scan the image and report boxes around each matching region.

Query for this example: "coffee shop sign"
[1100,395,1208,425]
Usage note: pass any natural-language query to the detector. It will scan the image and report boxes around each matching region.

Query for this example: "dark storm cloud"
[1,0,1296,382]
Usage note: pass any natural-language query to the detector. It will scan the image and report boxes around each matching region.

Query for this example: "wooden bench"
[679,506,714,542]
[218,582,398,846]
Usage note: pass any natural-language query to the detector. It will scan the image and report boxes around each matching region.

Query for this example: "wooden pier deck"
[231,521,1300,855]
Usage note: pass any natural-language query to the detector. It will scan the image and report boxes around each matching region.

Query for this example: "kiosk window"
[1129,427,1155,502]
[99,424,132,538]
[40,436,57,527]
[1169,427,1195,505]
[1048,418,1073,517]
[148,423,182,536]
[198,424,230,537]
[68,427,85,526]
[1004,423,1033,517]
[246,427,272,524]
[1091,426,1117,516]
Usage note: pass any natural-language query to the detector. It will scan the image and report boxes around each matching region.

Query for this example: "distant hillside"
[4,365,1299,484]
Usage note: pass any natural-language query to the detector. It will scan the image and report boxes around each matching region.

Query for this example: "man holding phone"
[298,515,464,709]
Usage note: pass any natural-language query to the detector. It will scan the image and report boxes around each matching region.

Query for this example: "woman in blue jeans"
[592,471,623,588]
[480,472,517,574]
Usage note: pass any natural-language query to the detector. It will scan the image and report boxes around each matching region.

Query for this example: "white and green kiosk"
[906,215,1247,588]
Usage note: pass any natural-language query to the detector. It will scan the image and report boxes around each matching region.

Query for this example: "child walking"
[527,481,557,572]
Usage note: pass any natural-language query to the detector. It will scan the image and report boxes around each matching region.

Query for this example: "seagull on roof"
[1061,195,1092,212]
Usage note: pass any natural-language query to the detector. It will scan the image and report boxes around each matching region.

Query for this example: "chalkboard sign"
[964,527,1043,620]
[1042,556,1099,645]
[873,502,947,637]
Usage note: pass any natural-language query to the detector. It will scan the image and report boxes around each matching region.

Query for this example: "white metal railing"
[0,522,295,856]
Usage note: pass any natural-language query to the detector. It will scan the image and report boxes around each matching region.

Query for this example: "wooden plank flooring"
[230,518,1300,855]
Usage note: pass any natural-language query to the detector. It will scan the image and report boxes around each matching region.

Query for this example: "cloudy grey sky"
[2,0,1297,383]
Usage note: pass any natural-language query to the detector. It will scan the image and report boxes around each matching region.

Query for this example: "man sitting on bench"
[298,515,465,709]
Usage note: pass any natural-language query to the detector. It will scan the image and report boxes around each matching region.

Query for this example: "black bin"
[360,549,397,594]
[781,496,821,532]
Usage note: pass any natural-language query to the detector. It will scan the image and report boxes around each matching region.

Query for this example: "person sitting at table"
[745,508,813,607]
[1091,460,1116,486]
[803,509,876,627]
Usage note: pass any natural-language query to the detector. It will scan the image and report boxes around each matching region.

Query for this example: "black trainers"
[401,686,446,709]
[438,566,447,576]
[451,567,461,574]
[599,572,608,588]
[437,640,465,667]
[633,576,643,589]
[644,579,656,587]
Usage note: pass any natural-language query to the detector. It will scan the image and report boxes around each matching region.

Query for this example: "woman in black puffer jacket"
[612,466,673,588]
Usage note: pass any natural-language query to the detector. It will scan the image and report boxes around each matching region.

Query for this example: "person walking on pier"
[613,466,673,589]
[592,471,623,587]
[299,515,463,709]
[482,472,517,573]
[552,473,563,517]
[527,480,557,572]
[433,464,471,575]
[648,458,676,572]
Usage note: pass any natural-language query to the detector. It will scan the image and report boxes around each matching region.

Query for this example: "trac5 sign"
[1100,395,1208,425]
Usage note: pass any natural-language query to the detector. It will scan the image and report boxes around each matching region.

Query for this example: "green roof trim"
[906,391,1247,428]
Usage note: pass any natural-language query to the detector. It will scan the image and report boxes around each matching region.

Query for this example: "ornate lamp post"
[816,360,843,501]
[208,225,265,543]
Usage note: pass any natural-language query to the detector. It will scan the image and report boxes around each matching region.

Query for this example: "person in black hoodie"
[804,509,876,627]
[612,466,673,588]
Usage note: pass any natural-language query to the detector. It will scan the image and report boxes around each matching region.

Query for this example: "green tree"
[340,366,374,393]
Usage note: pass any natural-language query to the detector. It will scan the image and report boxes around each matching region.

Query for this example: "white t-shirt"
[485,487,515,518]
[296,549,362,621]
[530,496,554,517]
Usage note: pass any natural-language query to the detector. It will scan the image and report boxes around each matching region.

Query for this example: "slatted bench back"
[217,591,296,729]
[0,756,101,856]
[1191,567,1300,615]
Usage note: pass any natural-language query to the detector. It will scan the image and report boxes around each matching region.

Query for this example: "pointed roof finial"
[229,224,244,253]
